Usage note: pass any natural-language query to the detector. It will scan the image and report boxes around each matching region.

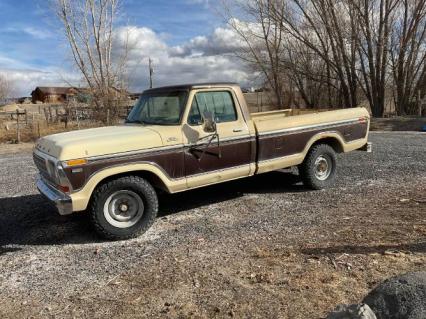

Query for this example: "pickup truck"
[33,83,371,240]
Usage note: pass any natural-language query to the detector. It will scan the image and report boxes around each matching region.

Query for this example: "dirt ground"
[0,132,425,318]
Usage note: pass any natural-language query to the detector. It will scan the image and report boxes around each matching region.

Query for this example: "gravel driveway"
[0,132,425,318]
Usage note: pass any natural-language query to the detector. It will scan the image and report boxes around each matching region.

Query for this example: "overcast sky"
[0,0,255,96]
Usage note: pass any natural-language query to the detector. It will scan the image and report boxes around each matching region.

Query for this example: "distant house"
[31,86,132,104]
[31,87,77,104]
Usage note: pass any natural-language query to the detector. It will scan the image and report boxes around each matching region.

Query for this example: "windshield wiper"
[125,119,147,124]
[125,119,173,126]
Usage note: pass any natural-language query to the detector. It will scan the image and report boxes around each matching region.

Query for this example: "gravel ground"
[0,132,425,318]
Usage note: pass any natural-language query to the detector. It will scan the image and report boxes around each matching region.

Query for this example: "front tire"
[298,143,337,190]
[90,176,158,240]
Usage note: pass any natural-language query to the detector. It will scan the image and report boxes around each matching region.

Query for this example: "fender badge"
[167,137,178,142]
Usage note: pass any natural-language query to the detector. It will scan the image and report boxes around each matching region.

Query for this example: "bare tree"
[349,0,400,117]
[53,0,129,120]
[390,0,426,115]
[224,0,426,116]
[284,40,337,108]
[275,0,361,109]
[0,73,15,102]
[224,0,288,108]
[276,0,408,116]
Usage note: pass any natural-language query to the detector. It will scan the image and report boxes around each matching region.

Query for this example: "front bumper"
[36,176,73,215]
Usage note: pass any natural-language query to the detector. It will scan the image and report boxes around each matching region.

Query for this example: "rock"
[363,271,426,319]
[326,303,377,319]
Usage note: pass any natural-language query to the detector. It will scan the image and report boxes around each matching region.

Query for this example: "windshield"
[126,90,188,125]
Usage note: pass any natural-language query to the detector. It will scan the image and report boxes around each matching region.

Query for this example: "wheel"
[298,143,337,190]
[90,176,158,240]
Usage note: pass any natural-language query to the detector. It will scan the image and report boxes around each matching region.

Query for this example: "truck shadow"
[158,170,304,217]
[0,171,304,247]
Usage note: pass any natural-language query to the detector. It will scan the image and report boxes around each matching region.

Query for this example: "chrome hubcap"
[314,155,331,180]
[103,190,144,228]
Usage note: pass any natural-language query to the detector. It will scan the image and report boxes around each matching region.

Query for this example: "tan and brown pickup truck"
[33,83,371,239]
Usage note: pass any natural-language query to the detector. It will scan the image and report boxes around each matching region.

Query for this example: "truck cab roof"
[143,82,239,94]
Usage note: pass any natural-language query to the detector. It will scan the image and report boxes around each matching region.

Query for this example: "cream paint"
[34,84,370,213]
[253,107,370,134]
[69,134,368,212]
[181,87,253,187]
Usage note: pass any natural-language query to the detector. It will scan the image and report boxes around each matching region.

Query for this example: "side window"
[188,91,237,125]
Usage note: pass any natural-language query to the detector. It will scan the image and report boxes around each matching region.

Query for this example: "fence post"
[37,121,41,138]
[107,108,110,125]
[64,110,68,129]
[43,108,49,122]
[74,108,79,130]
[25,109,28,125]
[257,92,260,112]
[16,110,20,143]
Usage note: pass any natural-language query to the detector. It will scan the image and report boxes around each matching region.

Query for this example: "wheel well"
[311,137,343,153]
[86,170,168,212]
[94,170,169,193]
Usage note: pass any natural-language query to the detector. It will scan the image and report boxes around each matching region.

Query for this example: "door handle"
[233,128,243,133]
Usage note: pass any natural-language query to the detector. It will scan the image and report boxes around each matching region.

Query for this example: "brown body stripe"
[257,122,367,161]
[183,137,254,176]
[64,122,368,191]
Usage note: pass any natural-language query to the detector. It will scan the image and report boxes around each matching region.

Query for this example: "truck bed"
[251,108,331,119]
[251,107,369,133]
[250,107,370,174]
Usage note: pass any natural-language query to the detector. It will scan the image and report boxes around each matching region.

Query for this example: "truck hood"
[36,125,164,160]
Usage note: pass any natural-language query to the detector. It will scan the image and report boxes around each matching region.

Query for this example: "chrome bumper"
[36,176,73,215]
[358,142,373,152]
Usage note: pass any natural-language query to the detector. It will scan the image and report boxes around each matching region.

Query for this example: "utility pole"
[149,57,154,89]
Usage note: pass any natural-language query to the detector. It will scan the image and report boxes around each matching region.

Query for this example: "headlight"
[56,163,72,193]
[46,161,73,193]
[46,160,56,179]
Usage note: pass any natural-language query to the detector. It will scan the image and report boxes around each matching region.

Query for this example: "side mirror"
[202,112,216,133]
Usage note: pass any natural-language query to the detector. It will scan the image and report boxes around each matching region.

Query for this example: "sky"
[0,0,254,96]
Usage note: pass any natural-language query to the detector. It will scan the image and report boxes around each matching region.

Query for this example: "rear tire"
[90,176,158,240]
[298,143,337,190]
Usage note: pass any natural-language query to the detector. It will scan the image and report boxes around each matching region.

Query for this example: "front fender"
[70,163,186,212]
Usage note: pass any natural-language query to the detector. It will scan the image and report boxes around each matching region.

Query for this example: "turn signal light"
[65,158,87,167]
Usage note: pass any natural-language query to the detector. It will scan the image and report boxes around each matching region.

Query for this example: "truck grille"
[33,152,59,187]
[33,153,49,177]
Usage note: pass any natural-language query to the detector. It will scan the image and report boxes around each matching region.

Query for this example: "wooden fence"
[0,103,134,143]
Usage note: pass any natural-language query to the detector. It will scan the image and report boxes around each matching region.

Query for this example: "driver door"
[183,89,252,188]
